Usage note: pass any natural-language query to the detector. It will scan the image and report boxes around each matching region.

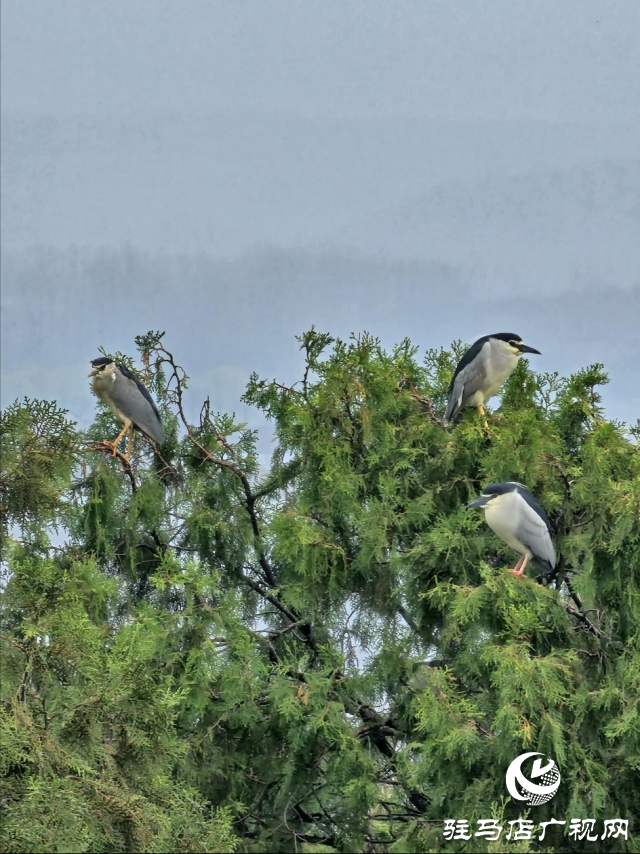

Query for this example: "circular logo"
[505,752,561,806]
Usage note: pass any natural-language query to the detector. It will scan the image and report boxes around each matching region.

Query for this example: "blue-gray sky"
[2,1,639,434]
[3,0,640,121]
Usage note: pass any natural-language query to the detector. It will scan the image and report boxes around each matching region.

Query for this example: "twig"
[396,604,420,635]
[542,452,573,500]
[0,632,28,653]
[239,573,299,625]
[565,575,584,610]
[200,397,240,460]
[399,380,445,427]
[85,441,137,492]
[272,381,304,396]
[261,620,307,639]
[155,344,278,589]
[563,603,604,638]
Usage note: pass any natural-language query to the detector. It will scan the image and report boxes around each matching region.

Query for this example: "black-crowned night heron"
[466,481,556,577]
[89,357,165,461]
[444,333,541,424]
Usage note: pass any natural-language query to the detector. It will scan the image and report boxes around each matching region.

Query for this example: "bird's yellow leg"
[476,403,490,433]
[507,554,529,578]
[507,555,524,575]
[105,421,131,457]
[123,425,134,463]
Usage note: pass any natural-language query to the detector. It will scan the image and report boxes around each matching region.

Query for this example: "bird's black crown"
[91,357,114,368]
[490,333,522,343]
[482,482,527,495]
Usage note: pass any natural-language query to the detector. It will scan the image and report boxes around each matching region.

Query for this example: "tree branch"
[155,344,278,589]
[239,572,299,625]
[563,602,604,639]
[85,441,138,492]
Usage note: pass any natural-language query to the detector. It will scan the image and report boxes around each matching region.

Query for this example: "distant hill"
[2,111,638,429]
[1,244,638,428]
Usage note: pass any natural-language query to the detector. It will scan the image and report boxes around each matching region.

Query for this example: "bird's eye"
[509,340,520,348]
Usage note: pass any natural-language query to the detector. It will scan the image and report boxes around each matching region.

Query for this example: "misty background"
[2,1,639,441]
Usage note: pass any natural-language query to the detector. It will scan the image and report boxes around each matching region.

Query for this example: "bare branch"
[85,441,138,492]
[155,344,279,589]
[563,603,604,638]
[398,379,445,427]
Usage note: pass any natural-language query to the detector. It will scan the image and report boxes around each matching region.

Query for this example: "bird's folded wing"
[515,493,556,569]
[445,355,486,421]
[109,373,166,445]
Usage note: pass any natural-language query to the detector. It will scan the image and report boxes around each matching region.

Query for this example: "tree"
[1,330,638,853]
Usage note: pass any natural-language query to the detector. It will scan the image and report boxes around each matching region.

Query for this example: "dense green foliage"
[1,330,639,853]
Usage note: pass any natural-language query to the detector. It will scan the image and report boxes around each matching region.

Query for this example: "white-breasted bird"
[89,357,165,461]
[466,481,556,577]
[445,333,541,424]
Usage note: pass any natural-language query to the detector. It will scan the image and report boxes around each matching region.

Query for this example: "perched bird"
[466,482,556,577]
[88,357,165,461]
[444,333,541,424]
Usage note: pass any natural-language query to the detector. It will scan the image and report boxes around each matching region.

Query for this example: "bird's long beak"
[466,496,491,510]
[518,344,541,355]
[88,367,99,377]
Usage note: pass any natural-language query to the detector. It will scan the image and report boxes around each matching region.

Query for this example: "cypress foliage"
[1,330,638,853]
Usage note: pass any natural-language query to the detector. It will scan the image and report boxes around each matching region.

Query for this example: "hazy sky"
[2,1,639,436]
[3,0,640,122]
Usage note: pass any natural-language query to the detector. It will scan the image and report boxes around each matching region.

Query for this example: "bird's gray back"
[444,342,489,421]
[110,367,165,445]
[513,490,556,570]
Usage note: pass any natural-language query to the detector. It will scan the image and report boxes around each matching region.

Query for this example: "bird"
[88,357,165,461]
[444,333,541,425]
[466,481,556,578]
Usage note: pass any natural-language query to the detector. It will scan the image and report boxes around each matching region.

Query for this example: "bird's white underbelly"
[484,500,529,556]
[92,376,129,424]
[482,353,519,401]
[106,400,129,423]
[466,388,485,407]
